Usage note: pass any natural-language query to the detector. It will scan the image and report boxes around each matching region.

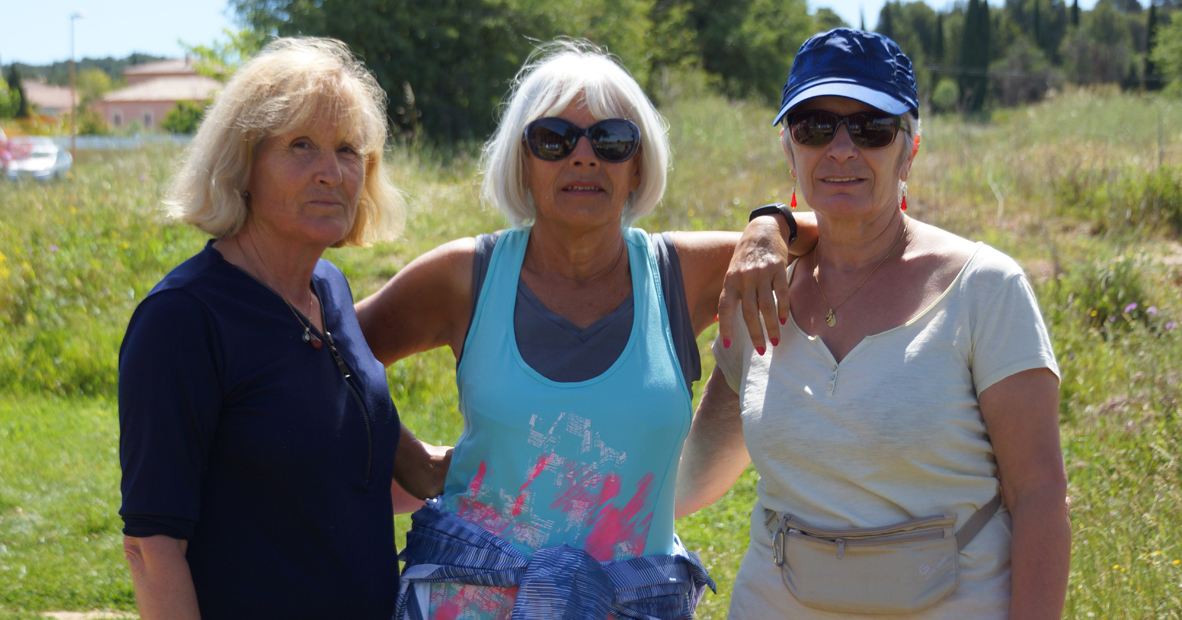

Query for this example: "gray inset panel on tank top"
[466,230,701,392]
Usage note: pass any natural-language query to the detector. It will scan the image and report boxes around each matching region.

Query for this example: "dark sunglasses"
[785,110,903,149]
[523,117,641,163]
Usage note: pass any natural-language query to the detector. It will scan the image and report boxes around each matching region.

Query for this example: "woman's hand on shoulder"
[355,238,477,365]
[716,211,818,351]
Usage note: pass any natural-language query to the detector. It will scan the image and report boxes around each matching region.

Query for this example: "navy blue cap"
[772,28,919,126]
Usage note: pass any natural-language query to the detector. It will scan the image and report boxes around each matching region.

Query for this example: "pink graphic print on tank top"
[432,412,656,619]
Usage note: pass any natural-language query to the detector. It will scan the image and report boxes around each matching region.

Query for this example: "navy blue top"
[118,241,400,620]
[469,230,701,392]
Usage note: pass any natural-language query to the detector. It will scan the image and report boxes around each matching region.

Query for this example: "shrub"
[1042,252,1166,339]
[1054,165,1182,236]
[930,78,959,113]
[160,100,207,135]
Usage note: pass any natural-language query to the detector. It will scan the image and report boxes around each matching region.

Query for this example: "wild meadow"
[2,87,1181,618]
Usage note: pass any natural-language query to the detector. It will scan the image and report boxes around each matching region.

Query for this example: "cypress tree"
[959,0,990,111]
[935,12,946,64]
[1070,0,1080,27]
[878,3,895,39]
[1147,1,1161,89]
[6,65,28,118]
[1033,0,1043,52]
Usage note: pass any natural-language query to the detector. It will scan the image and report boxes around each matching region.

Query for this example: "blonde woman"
[118,38,445,620]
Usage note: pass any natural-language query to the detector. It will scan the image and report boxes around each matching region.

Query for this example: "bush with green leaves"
[931,78,960,113]
[1041,252,1167,340]
[1054,165,1182,236]
[160,100,208,135]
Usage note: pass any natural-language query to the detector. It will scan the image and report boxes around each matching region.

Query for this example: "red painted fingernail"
[723,338,731,349]
[779,317,787,325]
[756,346,766,356]
[769,337,779,346]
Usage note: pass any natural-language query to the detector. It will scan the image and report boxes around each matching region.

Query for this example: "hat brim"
[772,80,913,126]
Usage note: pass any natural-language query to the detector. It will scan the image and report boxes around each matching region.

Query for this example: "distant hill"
[5,54,171,87]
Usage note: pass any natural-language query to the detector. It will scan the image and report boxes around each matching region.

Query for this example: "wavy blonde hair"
[165,37,404,247]
[480,40,671,228]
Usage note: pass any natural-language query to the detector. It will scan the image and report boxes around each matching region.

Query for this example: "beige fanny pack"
[764,492,1002,614]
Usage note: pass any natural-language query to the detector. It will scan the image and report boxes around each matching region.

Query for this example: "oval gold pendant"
[825,309,837,327]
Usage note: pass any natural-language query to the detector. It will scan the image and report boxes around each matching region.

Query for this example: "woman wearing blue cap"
[677,29,1070,619]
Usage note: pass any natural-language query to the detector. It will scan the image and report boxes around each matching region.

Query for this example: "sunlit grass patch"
[0,397,134,613]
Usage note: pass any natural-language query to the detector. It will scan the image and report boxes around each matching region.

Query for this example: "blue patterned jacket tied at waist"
[395,500,716,620]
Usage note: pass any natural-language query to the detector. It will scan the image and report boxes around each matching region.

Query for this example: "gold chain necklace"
[236,235,324,349]
[813,219,907,328]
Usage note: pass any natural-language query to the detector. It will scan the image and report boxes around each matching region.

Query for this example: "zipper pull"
[326,333,352,379]
[836,538,845,559]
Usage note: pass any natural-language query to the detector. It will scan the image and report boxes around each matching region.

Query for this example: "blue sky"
[2,0,238,66]
[4,0,1105,66]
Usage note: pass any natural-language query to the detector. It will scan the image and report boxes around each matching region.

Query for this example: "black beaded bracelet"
[748,203,798,244]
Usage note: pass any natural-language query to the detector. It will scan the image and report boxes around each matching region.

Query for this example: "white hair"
[479,40,670,228]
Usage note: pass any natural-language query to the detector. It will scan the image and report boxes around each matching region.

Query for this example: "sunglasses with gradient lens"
[786,111,903,149]
[523,117,641,163]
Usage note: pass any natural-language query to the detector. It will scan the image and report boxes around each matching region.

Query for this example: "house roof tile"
[101,75,221,103]
[123,59,197,75]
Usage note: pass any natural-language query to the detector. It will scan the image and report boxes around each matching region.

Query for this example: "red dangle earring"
[791,185,797,208]
[900,182,908,211]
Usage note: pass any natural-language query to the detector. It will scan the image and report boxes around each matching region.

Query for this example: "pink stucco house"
[93,58,220,131]
[23,81,78,116]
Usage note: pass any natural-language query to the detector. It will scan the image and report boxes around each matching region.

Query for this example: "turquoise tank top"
[442,227,692,561]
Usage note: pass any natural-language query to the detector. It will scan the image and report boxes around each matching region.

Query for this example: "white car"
[5,138,73,182]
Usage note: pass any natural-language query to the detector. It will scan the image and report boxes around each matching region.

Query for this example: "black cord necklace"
[233,235,326,349]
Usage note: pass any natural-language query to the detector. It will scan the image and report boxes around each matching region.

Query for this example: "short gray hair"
[165,37,405,247]
[479,40,670,228]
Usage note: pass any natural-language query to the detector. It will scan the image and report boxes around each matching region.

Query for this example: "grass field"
[2,87,1182,618]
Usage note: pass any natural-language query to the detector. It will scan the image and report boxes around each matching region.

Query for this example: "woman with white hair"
[118,38,445,620]
[356,40,815,619]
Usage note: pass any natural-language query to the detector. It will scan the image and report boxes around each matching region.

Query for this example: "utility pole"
[70,11,85,159]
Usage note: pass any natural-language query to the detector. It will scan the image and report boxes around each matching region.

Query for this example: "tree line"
[229,0,1182,140]
[7,0,1182,138]
[877,0,1182,112]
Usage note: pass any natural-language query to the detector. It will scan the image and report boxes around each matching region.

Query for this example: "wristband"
[748,203,798,244]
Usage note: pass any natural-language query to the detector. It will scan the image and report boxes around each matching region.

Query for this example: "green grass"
[4,86,1182,618]
[0,398,134,614]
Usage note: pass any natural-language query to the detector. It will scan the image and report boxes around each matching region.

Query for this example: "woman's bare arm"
[392,423,452,510]
[124,535,200,620]
[355,238,476,365]
[356,240,475,503]
[978,368,1070,620]
[675,367,750,518]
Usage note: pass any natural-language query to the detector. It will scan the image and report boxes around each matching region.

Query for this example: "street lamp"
[70,11,85,159]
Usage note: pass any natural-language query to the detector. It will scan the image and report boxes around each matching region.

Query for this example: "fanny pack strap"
[764,491,1003,565]
[952,491,1002,551]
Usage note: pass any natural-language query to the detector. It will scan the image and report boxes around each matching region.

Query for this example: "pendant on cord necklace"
[302,327,323,349]
[825,310,837,328]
